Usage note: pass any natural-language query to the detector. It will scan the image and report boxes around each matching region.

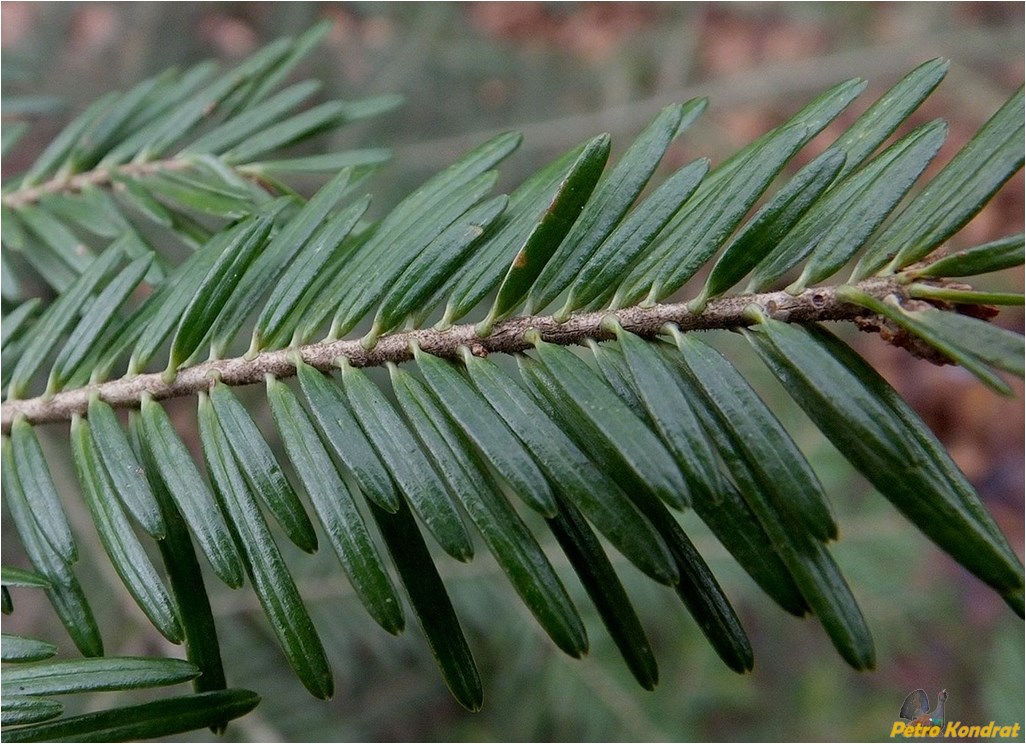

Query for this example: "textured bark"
[0,277,903,432]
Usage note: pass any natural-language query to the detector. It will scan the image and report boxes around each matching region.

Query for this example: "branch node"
[600,314,622,335]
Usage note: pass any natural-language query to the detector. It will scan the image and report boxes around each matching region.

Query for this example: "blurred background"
[2,2,1023,741]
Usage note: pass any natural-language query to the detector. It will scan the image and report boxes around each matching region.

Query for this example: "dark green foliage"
[266,375,405,635]
[69,417,182,643]
[2,689,260,742]
[2,31,1022,742]
[198,393,333,701]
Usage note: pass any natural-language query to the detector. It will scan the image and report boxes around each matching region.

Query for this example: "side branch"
[3,159,195,209]
[1,278,899,431]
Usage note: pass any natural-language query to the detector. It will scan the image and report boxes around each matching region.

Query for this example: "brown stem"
[3,159,196,209]
[0,278,903,433]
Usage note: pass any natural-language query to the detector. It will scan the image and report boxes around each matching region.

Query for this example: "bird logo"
[899,688,948,729]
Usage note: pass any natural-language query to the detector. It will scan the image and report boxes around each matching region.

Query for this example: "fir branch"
[3,159,203,208]
[0,277,899,432]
